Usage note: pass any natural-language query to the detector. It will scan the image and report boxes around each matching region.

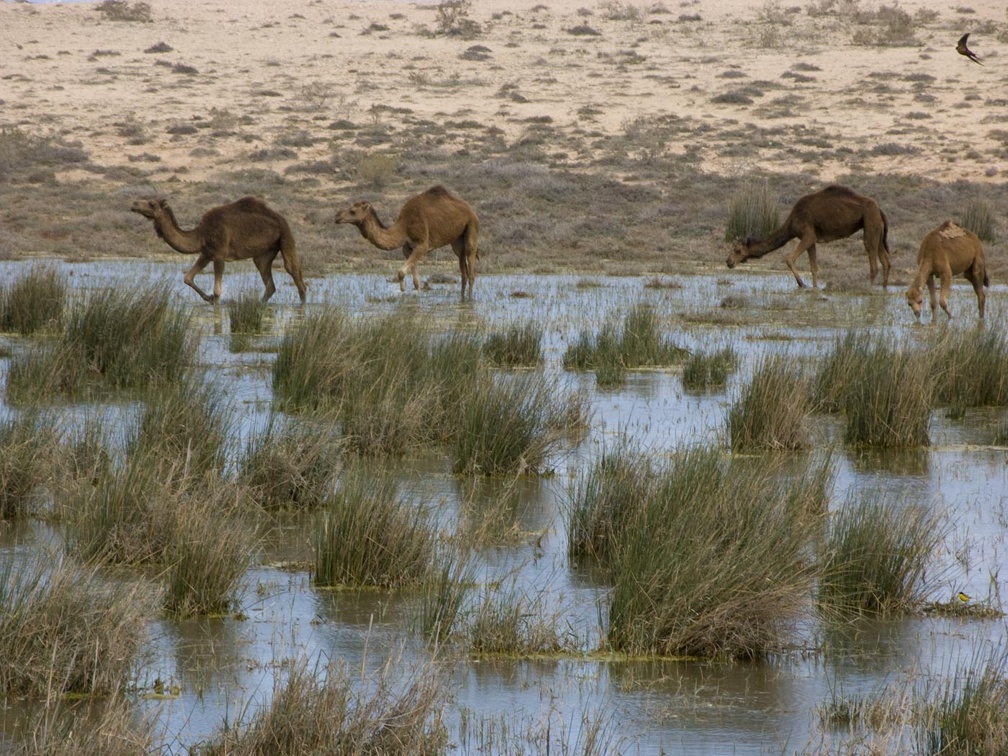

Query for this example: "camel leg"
[212,259,225,304]
[451,238,472,299]
[784,234,816,288]
[398,242,429,292]
[926,275,938,325]
[254,253,277,302]
[938,269,953,320]
[183,254,215,303]
[806,244,820,290]
[966,264,986,319]
[399,244,421,291]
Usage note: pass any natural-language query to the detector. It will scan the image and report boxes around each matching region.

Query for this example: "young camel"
[131,196,307,305]
[335,185,480,299]
[726,185,891,289]
[906,220,988,323]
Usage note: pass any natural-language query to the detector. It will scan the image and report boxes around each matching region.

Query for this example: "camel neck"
[358,209,405,251]
[154,206,203,255]
[746,224,795,258]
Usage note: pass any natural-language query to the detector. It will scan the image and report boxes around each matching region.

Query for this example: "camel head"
[906,286,924,320]
[131,197,170,220]
[334,200,373,227]
[725,239,752,269]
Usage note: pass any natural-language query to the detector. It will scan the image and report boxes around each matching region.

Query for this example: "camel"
[334,185,480,298]
[130,196,307,305]
[906,220,987,323]
[725,185,892,289]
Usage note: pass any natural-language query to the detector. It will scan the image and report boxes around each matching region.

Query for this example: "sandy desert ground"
[2,0,1008,286]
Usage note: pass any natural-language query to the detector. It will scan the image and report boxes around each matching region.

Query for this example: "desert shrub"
[94,0,153,22]
[227,289,267,334]
[817,492,943,615]
[0,412,57,520]
[435,0,481,37]
[354,152,399,189]
[850,3,918,46]
[599,0,643,21]
[728,353,810,450]
[0,128,88,181]
[570,444,826,658]
[238,418,342,510]
[959,197,997,243]
[314,468,438,588]
[0,552,154,697]
[681,346,737,392]
[916,648,1008,755]
[725,181,779,242]
[0,266,66,335]
[193,656,447,754]
[483,322,543,367]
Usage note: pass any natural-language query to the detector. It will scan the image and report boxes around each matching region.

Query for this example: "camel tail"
[984,271,990,288]
[880,209,891,254]
[279,221,308,303]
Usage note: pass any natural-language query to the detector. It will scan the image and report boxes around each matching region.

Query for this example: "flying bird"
[957,33,982,65]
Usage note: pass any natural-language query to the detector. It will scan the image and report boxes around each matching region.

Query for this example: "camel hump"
[937,220,968,240]
[423,185,456,200]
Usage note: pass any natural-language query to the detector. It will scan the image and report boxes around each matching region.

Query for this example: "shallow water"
[1,260,1006,753]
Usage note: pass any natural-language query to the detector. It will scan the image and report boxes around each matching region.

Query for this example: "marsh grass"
[0,412,57,519]
[483,322,543,367]
[681,346,737,392]
[420,552,475,647]
[817,680,904,733]
[238,417,342,510]
[563,305,686,388]
[817,492,943,616]
[314,468,438,588]
[456,701,625,755]
[810,331,873,414]
[729,353,810,450]
[195,656,447,754]
[929,328,1008,410]
[0,551,154,697]
[6,286,196,403]
[1,266,66,335]
[724,180,779,242]
[467,582,564,656]
[127,379,230,479]
[571,444,826,658]
[226,289,267,334]
[11,697,161,756]
[959,197,997,243]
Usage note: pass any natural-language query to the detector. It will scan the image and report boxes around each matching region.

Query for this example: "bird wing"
[958,33,970,46]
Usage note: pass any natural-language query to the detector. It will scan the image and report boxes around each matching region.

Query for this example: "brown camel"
[334,185,480,298]
[906,220,987,323]
[725,185,892,289]
[131,196,307,305]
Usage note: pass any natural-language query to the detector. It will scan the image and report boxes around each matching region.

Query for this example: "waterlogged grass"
[10,697,162,756]
[0,552,154,697]
[483,321,543,367]
[0,265,66,335]
[917,648,1008,754]
[817,492,943,616]
[6,286,196,403]
[0,412,58,519]
[314,468,438,588]
[570,444,830,658]
[681,346,737,392]
[420,552,474,647]
[929,328,1008,411]
[194,656,447,754]
[728,353,810,450]
[226,288,268,334]
[238,417,342,510]
[563,304,687,388]
[467,582,564,656]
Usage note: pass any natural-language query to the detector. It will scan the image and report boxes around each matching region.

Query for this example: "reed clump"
[817,492,943,616]
[681,346,737,392]
[928,328,1008,411]
[483,321,543,367]
[724,180,779,242]
[6,286,196,403]
[0,265,67,335]
[227,288,268,334]
[569,444,828,658]
[0,552,155,697]
[563,304,687,388]
[0,412,58,519]
[10,697,161,756]
[194,656,447,755]
[466,583,563,656]
[314,468,438,588]
[238,417,342,510]
[728,353,810,450]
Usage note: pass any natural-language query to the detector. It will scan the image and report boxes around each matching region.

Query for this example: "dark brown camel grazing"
[725,185,892,289]
[334,185,480,299]
[906,220,988,323]
[131,196,307,304]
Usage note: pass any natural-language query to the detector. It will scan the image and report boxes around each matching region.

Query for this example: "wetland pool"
[1,259,1007,753]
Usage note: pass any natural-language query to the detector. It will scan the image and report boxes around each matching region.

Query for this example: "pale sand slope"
[1,0,1006,187]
